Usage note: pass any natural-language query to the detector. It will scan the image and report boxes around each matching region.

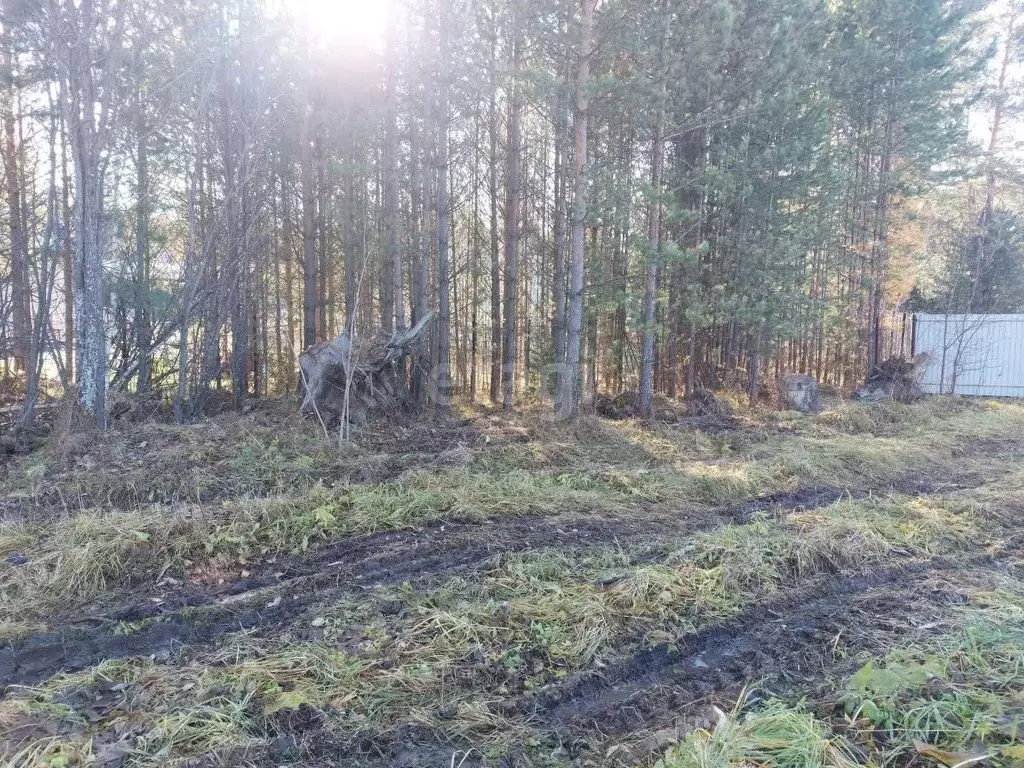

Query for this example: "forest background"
[1,0,1023,426]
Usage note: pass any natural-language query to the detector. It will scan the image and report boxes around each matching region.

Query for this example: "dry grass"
[3,397,1021,625]
[2,398,1024,765]
[3,409,340,515]
[2,482,992,765]
[10,395,1016,518]
[656,699,861,768]
[0,469,644,622]
[0,511,205,618]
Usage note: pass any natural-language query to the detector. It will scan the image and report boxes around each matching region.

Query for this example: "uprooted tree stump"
[299,312,435,428]
[855,353,931,403]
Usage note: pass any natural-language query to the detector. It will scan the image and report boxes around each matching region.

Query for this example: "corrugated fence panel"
[913,314,1024,397]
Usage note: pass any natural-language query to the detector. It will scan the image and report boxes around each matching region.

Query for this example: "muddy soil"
[1,543,1014,768]
[520,554,1012,756]
[0,470,993,691]
[0,514,675,688]
[257,554,1015,768]
[90,470,992,621]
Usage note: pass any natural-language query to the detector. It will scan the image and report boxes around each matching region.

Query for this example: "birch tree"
[51,0,126,427]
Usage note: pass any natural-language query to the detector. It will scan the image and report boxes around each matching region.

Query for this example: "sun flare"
[295,0,387,51]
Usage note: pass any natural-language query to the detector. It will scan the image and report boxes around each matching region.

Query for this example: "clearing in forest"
[1,397,1024,767]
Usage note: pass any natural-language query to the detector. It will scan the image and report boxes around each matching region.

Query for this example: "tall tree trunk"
[385,5,403,332]
[585,225,599,399]
[868,88,897,371]
[552,117,567,409]
[134,63,152,393]
[229,92,248,410]
[748,326,761,406]
[974,4,1017,311]
[2,24,28,374]
[435,0,452,409]
[58,0,120,428]
[640,9,667,416]
[561,0,594,418]
[521,131,531,389]
[299,84,315,352]
[176,149,198,423]
[282,163,297,389]
[60,111,74,380]
[71,86,107,426]
[19,88,61,426]
[471,116,481,401]
[273,167,283,389]
[502,15,522,412]
[344,135,359,333]
[316,138,330,337]
[251,294,261,398]
[488,18,502,406]
[984,7,1016,224]
[195,127,221,414]
[639,127,663,414]
[410,115,429,403]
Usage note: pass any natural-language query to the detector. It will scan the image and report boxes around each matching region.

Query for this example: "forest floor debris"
[1,396,1023,767]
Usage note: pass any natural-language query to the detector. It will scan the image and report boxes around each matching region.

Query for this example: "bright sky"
[295,0,388,51]
[288,0,1017,146]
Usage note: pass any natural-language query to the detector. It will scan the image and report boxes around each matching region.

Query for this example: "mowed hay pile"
[594,388,730,422]
[688,388,732,417]
[595,390,644,420]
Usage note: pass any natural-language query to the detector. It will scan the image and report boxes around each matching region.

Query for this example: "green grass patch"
[845,618,1024,762]
[649,587,1024,768]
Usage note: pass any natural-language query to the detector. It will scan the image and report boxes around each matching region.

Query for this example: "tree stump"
[855,354,931,403]
[299,312,435,427]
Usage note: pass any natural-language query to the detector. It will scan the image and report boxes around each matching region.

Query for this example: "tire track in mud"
[93,474,969,621]
[215,553,1020,768]
[514,551,1015,744]
[0,476,985,690]
[0,515,669,689]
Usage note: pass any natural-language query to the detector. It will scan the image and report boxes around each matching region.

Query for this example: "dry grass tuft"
[656,699,861,768]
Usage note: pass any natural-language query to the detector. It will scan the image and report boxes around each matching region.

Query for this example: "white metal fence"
[913,314,1024,397]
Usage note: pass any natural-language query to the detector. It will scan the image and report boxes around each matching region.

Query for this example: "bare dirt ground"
[1,397,1023,767]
